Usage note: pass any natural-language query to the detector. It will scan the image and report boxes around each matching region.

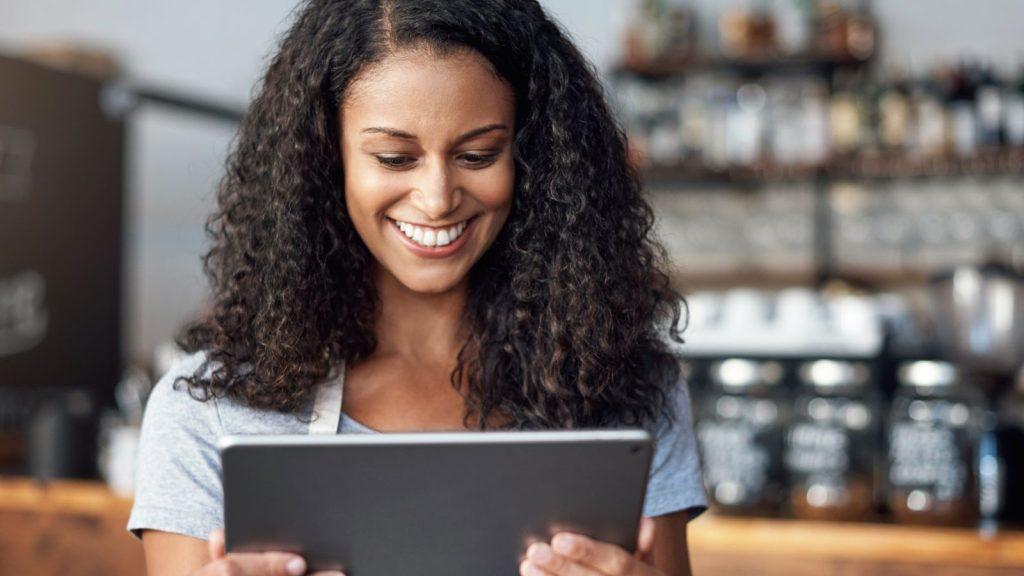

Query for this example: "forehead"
[340,48,515,132]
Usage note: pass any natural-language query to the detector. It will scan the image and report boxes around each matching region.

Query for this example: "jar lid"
[799,359,869,388]
[898,360,958,388]
[710,358,783,388]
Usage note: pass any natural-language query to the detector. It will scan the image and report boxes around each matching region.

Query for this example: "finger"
[520,557,559,576]
[207,529,225,560]
[215,552,308,576]
[551,532,638,575]
[525,542,596,576]
[309,572,347,576]
[637,517,656,556]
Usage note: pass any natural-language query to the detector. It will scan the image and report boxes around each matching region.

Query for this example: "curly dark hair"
[176,0,686,431]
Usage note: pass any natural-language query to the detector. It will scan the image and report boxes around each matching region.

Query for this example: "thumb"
[234,551,308,576]
[636,517,656,558]
[208,529,226,560]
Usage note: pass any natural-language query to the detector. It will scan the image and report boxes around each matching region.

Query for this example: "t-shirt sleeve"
[126,352,225,541]
[642,375,708,519]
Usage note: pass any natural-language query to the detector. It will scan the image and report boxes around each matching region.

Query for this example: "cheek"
[344,169,405,226]
[469,161,515,212]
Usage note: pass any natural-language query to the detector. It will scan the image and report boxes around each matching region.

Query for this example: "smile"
[391,217,472,247]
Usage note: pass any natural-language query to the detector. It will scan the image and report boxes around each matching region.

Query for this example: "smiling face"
[339,47,516,295]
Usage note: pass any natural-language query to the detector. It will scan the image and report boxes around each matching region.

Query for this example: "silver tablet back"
[221,430,652,575]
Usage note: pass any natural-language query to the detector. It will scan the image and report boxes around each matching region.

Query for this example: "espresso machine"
[930,263,1024,527]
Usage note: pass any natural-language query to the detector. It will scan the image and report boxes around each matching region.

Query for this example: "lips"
[387,215,478,258]
[393,217,469,247]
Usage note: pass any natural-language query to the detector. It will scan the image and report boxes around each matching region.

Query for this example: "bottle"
[728,82,767,165]
[947,63,979,157]
[1003,66,1024,147]
[801,80,831,164]
[774,0,812,55]
[912,74,950,157]
[830,71,866,157]
[844,3,876,61]
[975,65,1005,148]
[878,72,912,152]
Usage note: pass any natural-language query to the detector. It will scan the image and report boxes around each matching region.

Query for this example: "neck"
[372,265,469,366]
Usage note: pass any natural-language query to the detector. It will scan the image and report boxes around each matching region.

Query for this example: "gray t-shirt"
[127,351,707,541]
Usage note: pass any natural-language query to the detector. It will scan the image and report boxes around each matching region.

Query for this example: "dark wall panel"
[0,54,123,409]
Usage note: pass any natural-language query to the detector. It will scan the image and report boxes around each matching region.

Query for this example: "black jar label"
[889,422,967,502]
[698,420,770,506]
[786,423,849,475]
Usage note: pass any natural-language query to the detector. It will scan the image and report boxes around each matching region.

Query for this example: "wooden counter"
[2,476,1023,576]
[0,477,144,576]
[688,513,1024,576]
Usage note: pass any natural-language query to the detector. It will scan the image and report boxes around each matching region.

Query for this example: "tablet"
[220,430,653,575]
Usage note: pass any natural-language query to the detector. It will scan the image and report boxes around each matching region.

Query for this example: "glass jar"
[786,359,878,521]
[696,358,787,515]
[887,361,984,525]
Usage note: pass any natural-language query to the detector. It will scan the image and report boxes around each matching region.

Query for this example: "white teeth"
[393,218,471,248]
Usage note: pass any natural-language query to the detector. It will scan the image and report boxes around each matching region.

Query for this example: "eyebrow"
[360,123,508,144]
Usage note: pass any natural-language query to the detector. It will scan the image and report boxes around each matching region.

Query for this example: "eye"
[459,152,499,168]
[374,155,415,169]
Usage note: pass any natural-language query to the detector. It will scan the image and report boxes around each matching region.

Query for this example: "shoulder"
[129,351,225,540]
[142,350,221,435]
[145,349,308,436]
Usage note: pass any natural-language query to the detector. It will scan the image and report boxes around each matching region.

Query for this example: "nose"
[410,158,462,221]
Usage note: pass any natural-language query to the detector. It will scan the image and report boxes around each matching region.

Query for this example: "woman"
[127,0,706,574]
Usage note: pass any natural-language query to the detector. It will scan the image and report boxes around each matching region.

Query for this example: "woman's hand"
[190,529,346,576]
[520,517,663,576]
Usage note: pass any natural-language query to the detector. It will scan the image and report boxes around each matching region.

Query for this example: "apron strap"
[309,361,345,435]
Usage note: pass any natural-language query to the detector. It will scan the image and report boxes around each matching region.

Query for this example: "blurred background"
[1,1,1023,575]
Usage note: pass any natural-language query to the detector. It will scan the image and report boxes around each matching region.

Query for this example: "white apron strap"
[309,361,345,435]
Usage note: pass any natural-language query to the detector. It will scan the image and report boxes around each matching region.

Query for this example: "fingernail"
[530,543,552,564]
[286,557,306,575]
[552,535,575,555]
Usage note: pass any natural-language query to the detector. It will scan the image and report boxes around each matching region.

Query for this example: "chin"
[390,265,470,295]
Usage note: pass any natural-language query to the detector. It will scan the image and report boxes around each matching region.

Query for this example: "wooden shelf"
[668,264,946,291]
[639,149,1024,186]
[689,513,1024,576]
[612,52,870,80]
[642,159,823,187]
